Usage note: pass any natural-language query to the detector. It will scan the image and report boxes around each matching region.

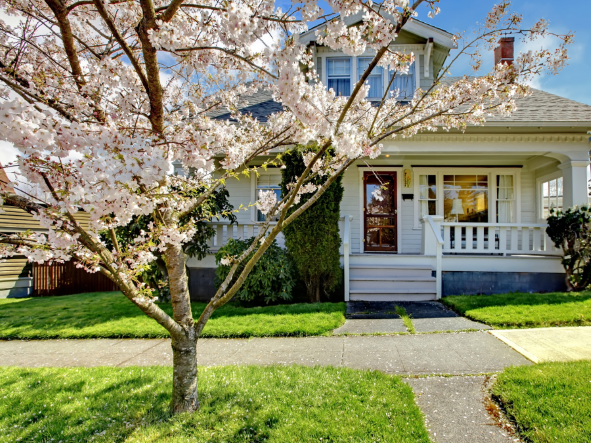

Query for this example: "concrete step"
[350,278,436,291]
[349,293,437,302]
[350,266,433,279]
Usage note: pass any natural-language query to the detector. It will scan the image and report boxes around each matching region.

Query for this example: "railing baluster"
[522,227,530,252]
[476,226,484,251]
[454,226,462,251]
[510,227,519,253]
[465,226,473,251]
[498,227,507,253]
[444,226,451,250]
[533,227,541,252]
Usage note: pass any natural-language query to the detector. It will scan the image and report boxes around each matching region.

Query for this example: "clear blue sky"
[299,0,591,105]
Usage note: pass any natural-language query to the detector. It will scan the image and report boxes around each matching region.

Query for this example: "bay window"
[327,58,351,97]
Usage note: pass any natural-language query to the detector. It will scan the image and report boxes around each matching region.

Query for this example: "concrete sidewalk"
[0,332,530,375]
[490,326,591,363]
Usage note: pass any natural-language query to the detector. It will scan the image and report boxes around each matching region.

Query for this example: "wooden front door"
[364,172,397,252]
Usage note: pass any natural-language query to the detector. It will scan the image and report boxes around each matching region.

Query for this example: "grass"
[394,306,416,334]
[492,361,591,442]
[0,365,429,443]
[442,291,591,329]
[0,291,346,339]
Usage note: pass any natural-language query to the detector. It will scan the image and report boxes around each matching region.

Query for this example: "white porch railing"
[440,222,561,256]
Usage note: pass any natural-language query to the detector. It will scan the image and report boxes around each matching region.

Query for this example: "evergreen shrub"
[281,147,344,302]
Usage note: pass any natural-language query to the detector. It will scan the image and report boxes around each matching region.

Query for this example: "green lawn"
[442,291,591,328]
[0,292,346,339]
[493,361,591,443]
[0,365,429,443]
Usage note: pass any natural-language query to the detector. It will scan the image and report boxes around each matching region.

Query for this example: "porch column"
[559,160,589,208]
[421,215,443,255]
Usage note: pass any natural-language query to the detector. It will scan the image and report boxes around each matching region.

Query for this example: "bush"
[215,237,296,304]
[546,206,591,290]
[281,147,344,302]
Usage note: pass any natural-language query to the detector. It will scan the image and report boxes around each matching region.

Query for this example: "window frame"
[317,48,422,99]
[412,168,522,228]
[357,57,384,99]
[536,171,564,221]
[326,57,352,97]
[251,169,283,223]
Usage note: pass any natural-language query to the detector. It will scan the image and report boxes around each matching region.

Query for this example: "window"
[497,175,515,222]
[358,57,383,99]
[443,175,488,223]
[419,175,437,219]
[256,173,282,222]
[389,62,415,101]
[542,177,563,218]
[327,58,351,96]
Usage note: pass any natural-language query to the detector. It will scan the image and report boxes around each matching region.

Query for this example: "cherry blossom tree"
[0,0,572,413]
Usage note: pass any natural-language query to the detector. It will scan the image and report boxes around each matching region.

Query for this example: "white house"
[180,18,591,302]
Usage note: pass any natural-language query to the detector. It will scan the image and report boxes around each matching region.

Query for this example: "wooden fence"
[34,262,118,296]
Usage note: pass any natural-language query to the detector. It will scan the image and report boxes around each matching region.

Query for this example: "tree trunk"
[171,332,199,414]
[306,275,321,303]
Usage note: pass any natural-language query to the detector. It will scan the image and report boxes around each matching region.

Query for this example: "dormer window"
[358,57,383,99]
[327,58,351,96]
[389,62,415,101]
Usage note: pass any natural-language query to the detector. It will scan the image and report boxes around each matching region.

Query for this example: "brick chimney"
[494,37,514,65]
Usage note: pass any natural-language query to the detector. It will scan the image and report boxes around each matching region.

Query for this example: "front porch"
[197,216,565,302]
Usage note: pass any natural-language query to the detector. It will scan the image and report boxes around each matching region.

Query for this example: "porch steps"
[348,264,437,301]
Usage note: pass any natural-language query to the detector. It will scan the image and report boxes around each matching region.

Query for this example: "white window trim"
[536,171,563,222]
[318,48,422,100]
[251,169,282,223]
[412,168,522,228]
[358,167,403,254]
[326,56,353,97]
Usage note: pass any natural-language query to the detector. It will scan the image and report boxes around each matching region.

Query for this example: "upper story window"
[358,57,383,99]
[327,58,351,97]
[389,62,415,101]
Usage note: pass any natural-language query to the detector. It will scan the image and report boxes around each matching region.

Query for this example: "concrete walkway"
[0,332,530,374]
[490,326,591,363]
[406,376,517,443]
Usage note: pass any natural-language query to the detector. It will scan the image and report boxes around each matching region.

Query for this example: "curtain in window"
[327,78,350,96]
[358,58,383,98]
[390,63,415,100]
[497,175,513,223]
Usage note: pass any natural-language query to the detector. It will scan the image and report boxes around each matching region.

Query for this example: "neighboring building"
[179,16,591,301]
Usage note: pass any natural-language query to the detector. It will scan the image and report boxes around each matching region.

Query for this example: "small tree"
[546,206,591,291]
[0,0,572,415]
[281,148,344,302]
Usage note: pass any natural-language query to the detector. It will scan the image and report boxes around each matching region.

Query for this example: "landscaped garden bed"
[0,292,346,339]
[0,365,429,443]
[493,360,591,442]
[442,291,591,328]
